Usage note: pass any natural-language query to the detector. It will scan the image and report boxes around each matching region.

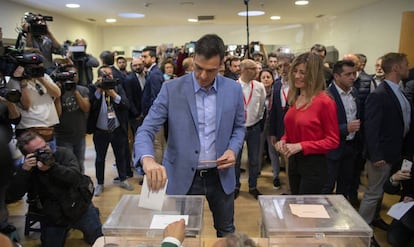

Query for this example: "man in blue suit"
[134,34,245,237]
[322,60,361,198]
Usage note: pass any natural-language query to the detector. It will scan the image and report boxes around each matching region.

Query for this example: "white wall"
[305,0,414,74]
[0,0,103,61]
[1,0,413,75]
[100,0,413,74]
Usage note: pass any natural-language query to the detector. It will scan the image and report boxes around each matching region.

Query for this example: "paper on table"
[387,201,414,220]
[149,215,189,229]
[289,204,330,218]
[138,175,167,211]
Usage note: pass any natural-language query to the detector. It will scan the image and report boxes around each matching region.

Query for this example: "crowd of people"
[0,12,414,247]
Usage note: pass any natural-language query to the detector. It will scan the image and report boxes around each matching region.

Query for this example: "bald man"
[234,59,266,199]
[69,38,99,85]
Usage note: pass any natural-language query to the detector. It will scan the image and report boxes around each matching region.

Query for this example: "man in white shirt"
[235,59,266,199]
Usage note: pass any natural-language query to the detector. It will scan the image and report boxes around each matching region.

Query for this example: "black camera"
[0,48,44,78]
[0,81,21,103]
[98,73,119,90]
[63,81,76,91]
[24,12,53,36]
[34,148,55,167]
[51,71,76,82]
[24,66,46,78]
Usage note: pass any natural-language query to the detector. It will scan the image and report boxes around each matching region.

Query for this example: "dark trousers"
[288,153,328,195]
[322,142,357,197]
[387,218,414,247]
[235,123,261,189]
[40,204,103,247]
[187,169,235,237]
[93,127,128,184]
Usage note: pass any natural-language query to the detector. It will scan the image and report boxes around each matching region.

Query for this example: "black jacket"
[123,72,143,119]
[326,83,361,160]
[7,147,82,224]
[86,83,130,134]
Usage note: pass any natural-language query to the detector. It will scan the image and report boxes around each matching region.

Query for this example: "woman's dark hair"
[258,68,275,82]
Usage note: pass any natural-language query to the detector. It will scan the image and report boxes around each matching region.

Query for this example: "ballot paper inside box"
[102,194,204,247]
[258,195,373,247]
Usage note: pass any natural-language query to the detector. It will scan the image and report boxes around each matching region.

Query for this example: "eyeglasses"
[35,83,44,95]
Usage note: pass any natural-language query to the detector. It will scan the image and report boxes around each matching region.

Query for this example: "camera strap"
[105,94,116,131]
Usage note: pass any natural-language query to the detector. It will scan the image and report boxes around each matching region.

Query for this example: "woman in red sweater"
[275,52,339,195]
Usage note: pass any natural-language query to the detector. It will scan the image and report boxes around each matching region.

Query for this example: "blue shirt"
[384,80,411,136]
[193,73,217,169]
[95,91,121,130]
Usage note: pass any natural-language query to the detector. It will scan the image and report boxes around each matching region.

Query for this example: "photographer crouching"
[7,131,103,247]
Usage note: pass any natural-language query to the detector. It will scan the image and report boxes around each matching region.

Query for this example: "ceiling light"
[106,18,117,23]
[118,13,145,18]
[270,16,281,20]
[237,11,265,17]
[188,18,198,22]
[65,3,80,8]
[295,0,309,6]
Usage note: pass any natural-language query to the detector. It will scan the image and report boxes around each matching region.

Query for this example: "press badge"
[107,110,116,119]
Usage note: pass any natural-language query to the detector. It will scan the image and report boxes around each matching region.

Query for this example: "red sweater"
[281,92,339,155]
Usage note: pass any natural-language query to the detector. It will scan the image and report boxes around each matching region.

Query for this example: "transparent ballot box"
[258,195,373,247]
[102,194,204,247]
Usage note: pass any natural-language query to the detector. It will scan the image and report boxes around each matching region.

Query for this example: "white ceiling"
[10,0,381,27]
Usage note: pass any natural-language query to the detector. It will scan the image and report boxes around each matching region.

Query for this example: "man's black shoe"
[370,236,380,247]
[372,218,390,231]
[273,178,281,190]
[248,188,262,200]
[234,188,240,199]
[113,175,133,184]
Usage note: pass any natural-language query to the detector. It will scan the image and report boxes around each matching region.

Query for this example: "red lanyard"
[281,86,288,110]
[239,80,254,120]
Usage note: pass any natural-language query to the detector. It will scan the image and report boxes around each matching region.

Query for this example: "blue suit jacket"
[365,81,414,164]
[123,73,142,118]
[268,78,287,139]
[134,73,245,195]
[326,83,361,160]
[142,65,164,116]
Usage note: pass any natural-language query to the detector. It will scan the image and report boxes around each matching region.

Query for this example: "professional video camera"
[0,47,45,77]
[98,72,119,90]
[24,12,53,36]
[50,64,77,91]
[34,148,55,167]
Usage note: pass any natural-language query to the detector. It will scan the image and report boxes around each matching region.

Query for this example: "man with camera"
[7,131,103,247]
[68,38,99,86]
[53,62,90,173]
[87,65,133,196]
[22,13,63,73]
[11,51,60,151]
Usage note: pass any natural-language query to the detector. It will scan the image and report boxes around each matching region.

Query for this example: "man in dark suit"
[87,66,133,196]
[134,34,245,237]
[323,60,361,198]
[141,47,164,117]
[123,57,144,136]
[268,53,293,190]
[359,53,414,246]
